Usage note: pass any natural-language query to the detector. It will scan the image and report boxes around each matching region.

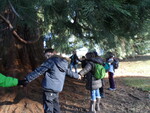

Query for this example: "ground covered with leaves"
[0,55,150,113]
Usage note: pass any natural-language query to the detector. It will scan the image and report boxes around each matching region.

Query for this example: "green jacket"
[0,73,18,87]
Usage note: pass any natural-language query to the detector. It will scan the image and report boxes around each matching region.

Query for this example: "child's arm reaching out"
[0,73,23,87]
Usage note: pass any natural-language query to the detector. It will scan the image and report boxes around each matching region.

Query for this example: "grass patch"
[123,77,150,91]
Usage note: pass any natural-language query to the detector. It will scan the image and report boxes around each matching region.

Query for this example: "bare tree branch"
[0,14,40,44]
[8,0,24,20]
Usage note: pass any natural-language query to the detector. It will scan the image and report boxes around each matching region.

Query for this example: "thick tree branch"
[0,14,40,44]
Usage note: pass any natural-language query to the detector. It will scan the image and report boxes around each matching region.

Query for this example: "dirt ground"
[0,55,150,113]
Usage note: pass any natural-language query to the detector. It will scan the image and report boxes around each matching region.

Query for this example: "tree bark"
[0,16,44,78]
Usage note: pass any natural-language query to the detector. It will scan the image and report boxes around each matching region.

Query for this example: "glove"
[18,80,28,87]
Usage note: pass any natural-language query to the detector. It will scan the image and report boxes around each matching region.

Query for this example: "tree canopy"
[0,0,150,58]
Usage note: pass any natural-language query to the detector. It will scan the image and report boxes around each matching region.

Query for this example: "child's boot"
[89,100,96,113]
[96,98,101,111]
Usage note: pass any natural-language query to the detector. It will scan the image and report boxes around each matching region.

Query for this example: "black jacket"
[79,57,104,90]
[70,53,80,65]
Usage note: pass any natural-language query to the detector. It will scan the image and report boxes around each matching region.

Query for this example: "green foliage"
[0,0,7,12]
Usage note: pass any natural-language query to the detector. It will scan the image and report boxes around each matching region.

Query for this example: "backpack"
[94,63,106,80]
[103,62,110,72]
[113,59,119,69]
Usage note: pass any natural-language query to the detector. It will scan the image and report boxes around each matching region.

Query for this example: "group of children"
[81,52,117,89]
[68,50,118,112]
[78,51,118,112]
[0,50,118,113]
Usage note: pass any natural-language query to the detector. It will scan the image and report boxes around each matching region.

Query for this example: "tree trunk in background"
[0,26,44,79]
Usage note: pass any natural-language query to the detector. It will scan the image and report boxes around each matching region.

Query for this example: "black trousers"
[43,91,60,113]
[108,72,115,89]
[99,79,104,95]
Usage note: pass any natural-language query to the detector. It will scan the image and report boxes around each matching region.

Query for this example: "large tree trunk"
[0,24,44,79]
[0,6,45,113]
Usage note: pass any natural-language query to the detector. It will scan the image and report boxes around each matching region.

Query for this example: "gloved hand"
[18,80,28,87]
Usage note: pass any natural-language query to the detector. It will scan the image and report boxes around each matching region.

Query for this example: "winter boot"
[89,100,96,113]
[96,98,101,111]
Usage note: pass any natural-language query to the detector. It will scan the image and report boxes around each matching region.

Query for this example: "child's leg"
[69,63,73,71]
[95,89,101,111]
[90,90,97,112]
[95,89,101,99]
[99,79,105,97]
[74,64,78,73]
[108,72,115,89]
[91,90,96,101]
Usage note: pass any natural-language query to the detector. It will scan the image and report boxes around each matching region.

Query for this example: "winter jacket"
[0,73,18,87]
[106,57,118,73]
[81,59,87,68]
[70,53,80,65]
[79,57,104,90]
[25,55,79,93]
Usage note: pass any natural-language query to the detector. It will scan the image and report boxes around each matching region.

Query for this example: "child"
[23,48,81,113]
[0,73,24,87]
[81,56,87,69]
[107,54,116,90]
[78,52,104,112]
[80,56,87,81]
[93,51,106,98]
[69,50,81,73]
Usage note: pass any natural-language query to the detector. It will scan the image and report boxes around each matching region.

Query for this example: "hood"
[89,57,104,65]
[51,56,68,72]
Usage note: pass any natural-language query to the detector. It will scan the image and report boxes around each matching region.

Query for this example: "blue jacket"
[25,55,79,92]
